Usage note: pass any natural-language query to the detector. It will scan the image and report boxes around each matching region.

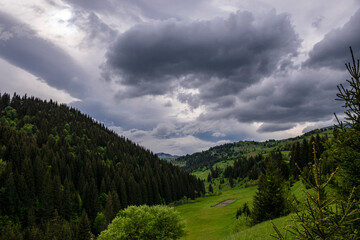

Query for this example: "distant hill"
[156,152,180,161]
[0,93,205,238]
[173,127,333,172]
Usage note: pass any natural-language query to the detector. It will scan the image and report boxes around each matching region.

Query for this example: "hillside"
[175,181,307,240]
[0,93,205,239]
[173,128,332,173]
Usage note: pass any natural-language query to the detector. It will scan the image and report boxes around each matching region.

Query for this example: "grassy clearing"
[175,181,307,240]
[176,185,257,240]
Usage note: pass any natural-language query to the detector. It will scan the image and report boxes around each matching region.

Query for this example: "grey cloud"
[311,16,324,29]
[302,119,336,134]
[63,0,208,21]
[126,0,210,21]
[62,0,116,14]
[152,123,176,137]
[304,9,360,70]
[0,30,13,41]
[114,80,176,99]
[62,0,143,24]
[105,10,300,104]
[163,101,172,107]
[257,123,296,133]
[200,68,344,126]
[177,93,201,109]
[207,95,236,110]
[70,11,118,47]
[71,95,173,131]
[0,11,89,98]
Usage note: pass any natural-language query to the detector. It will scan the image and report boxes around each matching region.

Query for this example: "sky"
[1,0,360,155]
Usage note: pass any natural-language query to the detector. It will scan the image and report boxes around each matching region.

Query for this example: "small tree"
[98,205,185,240]
[236,202,251,219]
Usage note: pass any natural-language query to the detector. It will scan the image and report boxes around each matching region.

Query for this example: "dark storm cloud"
[304,9,360,70]
[196,8,360,132]
[0,11,88,98]
[200,69,345,127]
[105,10,300,102]
[257,123,296,133]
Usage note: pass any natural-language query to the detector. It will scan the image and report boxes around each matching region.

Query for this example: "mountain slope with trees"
[0,93,205,239]
[175,127,331,174]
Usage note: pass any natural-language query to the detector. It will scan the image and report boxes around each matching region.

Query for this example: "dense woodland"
[219,134,328,183]
[0,93,205,239]
[176,128,330,173]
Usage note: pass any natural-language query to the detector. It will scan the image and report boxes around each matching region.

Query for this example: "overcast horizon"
[1,0,360,155]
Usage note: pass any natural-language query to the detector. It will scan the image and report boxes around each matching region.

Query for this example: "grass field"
[176,185,256,240]
[175,181,306,240]
[223,214,295,240]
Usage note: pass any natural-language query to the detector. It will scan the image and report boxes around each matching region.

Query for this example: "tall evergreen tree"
[251,157,289,224]
[77,209,92,240]
[327,47,360,200]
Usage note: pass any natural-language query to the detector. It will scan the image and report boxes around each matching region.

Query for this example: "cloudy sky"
[1,0,360,155]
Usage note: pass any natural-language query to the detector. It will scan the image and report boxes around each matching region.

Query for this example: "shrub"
[98,205,185,240]
[231,214,252,234]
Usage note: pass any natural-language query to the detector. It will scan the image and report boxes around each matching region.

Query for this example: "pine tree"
[93,212,107,236]
[272,143,360,239]
[325,47,360,200]
[335,47,360,130]
[77,209,92,240]
[251,157,289,224]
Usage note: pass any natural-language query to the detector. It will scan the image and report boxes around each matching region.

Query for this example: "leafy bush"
[231,214,252,234]
[98,205,185,240]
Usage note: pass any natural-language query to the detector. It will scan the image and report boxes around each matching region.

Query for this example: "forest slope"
[174,128,332,173]
[0,93,205,239]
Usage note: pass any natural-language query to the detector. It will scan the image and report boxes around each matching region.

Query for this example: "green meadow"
[175,181,305,240]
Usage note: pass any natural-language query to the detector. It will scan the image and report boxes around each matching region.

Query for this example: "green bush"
[231,214,252,234]
[98,205,185,240]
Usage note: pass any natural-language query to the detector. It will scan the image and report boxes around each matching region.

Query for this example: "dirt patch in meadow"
[211,199,237,207]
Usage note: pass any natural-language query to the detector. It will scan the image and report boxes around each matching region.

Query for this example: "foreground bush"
[98,205,185,240]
